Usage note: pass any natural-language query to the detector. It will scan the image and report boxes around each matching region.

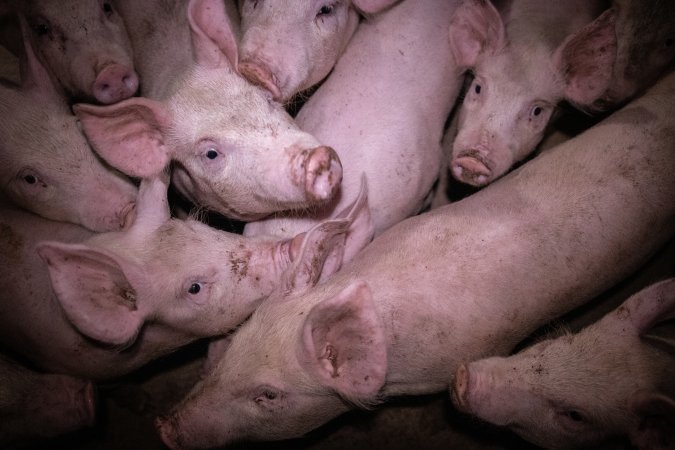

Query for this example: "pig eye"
[253,386,284,407]
[197,140,223,161]
[564,410,584,422]
[19,169,47,187]
[532,106,543,117]
[317,3,335,17]
[32,21,51,37]
[102,2,114,16]
[187,283,202,294]
[474,83,481,95]
[206,149,219,160]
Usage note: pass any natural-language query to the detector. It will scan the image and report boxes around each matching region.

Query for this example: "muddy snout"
[303,145,343,203]
[451,149,494,187]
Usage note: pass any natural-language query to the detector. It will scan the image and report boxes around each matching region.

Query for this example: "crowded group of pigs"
[0,0,673,448]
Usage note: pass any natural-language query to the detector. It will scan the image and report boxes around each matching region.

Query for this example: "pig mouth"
[452,149,494,187]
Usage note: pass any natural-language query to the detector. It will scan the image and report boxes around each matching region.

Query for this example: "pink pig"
[78,0,342,221]
[8,0,139,104]
[237,0,399,103]
[154,68,675,450]
[452,278,675,450]
[0,19,137,232]
[0,172,360,380]
[243,0,465,263]
[0,353,96,445]
[448,0,616,186]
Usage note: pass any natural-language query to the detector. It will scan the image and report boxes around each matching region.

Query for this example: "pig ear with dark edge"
[351,0,399,15]
[448,0,506,67]
[36,242,146,348]
[187,0,240,70]
[299,281,387,405]
[280,217,351,293]
[628,390,675,450]
[73,98,172,179]
[554,8,617,106]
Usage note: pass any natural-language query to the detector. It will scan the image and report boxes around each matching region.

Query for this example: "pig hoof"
[93,64,139,104]
[239,60,283,101]
[305,146,342,202]
[452,157,492,187]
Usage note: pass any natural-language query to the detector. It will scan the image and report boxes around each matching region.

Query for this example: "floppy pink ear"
[299,281,387,405]
[627,278,675,335]
[73,98,172,178]
[187,0,239,69]
[448,0,506,67]
[628,390,675,450]
[352,0,399,15]
[554,8,617,106]
[37,242,146,347]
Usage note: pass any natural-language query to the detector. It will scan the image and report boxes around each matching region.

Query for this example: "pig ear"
[554,8,617,106]
[628,278,675,335]
[333,174,375,264]
[187,0,239,70]
[129,172,172,233]
[36,242,146,347]
[73,98,173,179]
[628,390,675,450]
[280,217,351,293]
[16,13,61,96]
[299,281,387,405]
[448,0,505,67]
[351,0,398,15]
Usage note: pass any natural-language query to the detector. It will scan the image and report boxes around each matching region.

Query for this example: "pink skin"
[78,0,342,221]
[244,0,464,263]
[448,0,616,186]
[154,69,675,450]
[596,0,675,107]
[0,174,357,380]
[452,278,675,450]
[0,354,96,444]
[15,0,138,104]
[0,20,137,233]
[237,0,398,103]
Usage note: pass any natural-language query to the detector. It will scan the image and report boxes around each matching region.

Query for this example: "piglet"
[244,0,465,263]
[448,0,616,186]
[0,353,96,445]
[0,18,137,232]
[0,170,362,380]
[154,64,675,450]
[237,0,398,103]
[80,0,342,221]
[452,278,675,450]
[10,0,139,103]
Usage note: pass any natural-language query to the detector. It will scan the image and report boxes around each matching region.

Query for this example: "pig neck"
[327,72,675,397]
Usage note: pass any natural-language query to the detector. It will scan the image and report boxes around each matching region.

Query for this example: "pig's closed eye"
[32,20,51,37]
[253,385,285,410]
[557,408,591,430]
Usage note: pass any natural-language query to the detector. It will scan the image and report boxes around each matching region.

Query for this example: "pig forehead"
[478,48,559,100]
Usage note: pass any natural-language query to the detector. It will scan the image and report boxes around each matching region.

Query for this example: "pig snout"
[451,150,494,187]
[302,146,343,203]
[93,63,139,104]
[239,59,283,101]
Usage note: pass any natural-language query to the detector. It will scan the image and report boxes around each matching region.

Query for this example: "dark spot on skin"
[0,223,23,261]
[616,305,631,320]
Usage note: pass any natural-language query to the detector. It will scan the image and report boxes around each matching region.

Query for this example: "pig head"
[18,0,138,103]
[448,0,617,186]
[74,0,342,221]
[237,0,398,103]
[156,279,387,449]
[0,18,137,232]
[452,278,675,450]
[36,173,357,354]
[0,354,96,445]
